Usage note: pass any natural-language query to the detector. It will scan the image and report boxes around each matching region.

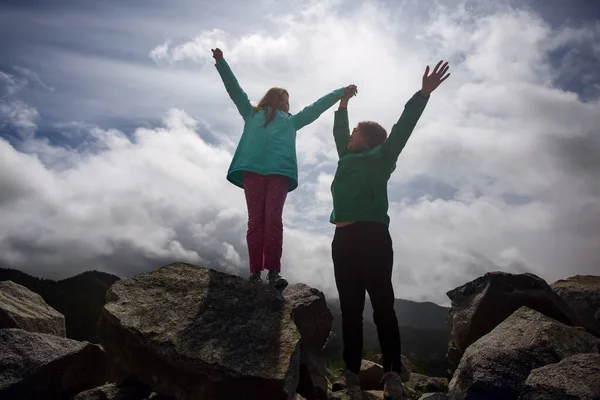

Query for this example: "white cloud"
[0,100,39,139]
[1,1,599,304]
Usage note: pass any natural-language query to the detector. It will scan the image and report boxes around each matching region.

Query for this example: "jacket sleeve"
[333,109,350,157]
[290,88,345,130]
[215,59,254,121]
[381,91,429,164]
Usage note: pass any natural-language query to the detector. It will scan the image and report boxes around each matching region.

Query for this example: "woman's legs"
[243,172,267,274]
[262,174,288,272]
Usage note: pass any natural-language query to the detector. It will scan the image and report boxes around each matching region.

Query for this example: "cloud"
[1,0,599,305]
[0,100,39,139]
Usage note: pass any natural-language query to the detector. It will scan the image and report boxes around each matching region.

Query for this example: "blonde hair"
[253,87,289,127]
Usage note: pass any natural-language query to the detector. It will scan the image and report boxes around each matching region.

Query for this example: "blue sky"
[1,0,599,304]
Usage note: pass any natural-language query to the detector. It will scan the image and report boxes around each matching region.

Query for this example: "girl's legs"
[243,172,267,274]
[262,174,288,272]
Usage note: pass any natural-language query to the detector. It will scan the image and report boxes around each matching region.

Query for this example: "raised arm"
[381,60,450,163]
[290,87,345,130]
[212,48,254,121]
[333,85,358,157]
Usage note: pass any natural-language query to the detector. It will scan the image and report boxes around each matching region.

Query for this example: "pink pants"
[243,172,288,274]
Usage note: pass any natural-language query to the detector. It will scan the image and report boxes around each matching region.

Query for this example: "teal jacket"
[215,59,345,192]
[330,91,429,227]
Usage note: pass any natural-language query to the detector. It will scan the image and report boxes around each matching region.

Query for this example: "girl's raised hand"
[211,48,224,62]
[343,84,358,100]
[421,61,450,97]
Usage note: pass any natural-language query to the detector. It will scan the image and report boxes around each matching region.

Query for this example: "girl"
[329,61,450,399]
[212,47,356,289]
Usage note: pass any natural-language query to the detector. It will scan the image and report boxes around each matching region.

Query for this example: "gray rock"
[0,328,107,399]
[0,280,66,336]
[359,360,384,390]
[408,373,448,393]
[284,283,333,351]
[552,275,600,337]
[71,382,153,400]
[446,272,580,363]
[297,348,328,400]
[401,355,414,382]
[419,394,448,400]
[328,388,382,400]
[447,307,600,400]
[519,353,600,400]
[98,262,301,400]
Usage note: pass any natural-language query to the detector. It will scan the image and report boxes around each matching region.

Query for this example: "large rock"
[98,262,301,400]
[328,389,383,400]
[0,280,66,336]
[519,353,600,400]
[297,348,328,400]
[284,283,333,351]
[408,373,448,393]
[552,275,600,337]
[0,328,107,399]
[366,354,412,382]
[448,307,600,400]
[419,394,448,400]
[71,382,153,400]
[446,272,580,362]
[359,360,384,390]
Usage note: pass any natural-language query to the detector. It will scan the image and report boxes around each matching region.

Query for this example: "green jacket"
[215,59,345,192]
[330,91,429,227]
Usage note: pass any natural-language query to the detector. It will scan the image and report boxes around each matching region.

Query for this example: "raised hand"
[211,48,224,62]
[343,84,358,100]
[421,61,450,97]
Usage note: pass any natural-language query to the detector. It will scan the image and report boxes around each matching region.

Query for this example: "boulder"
[328,389,382,400]
[0,280,66,336]
[284,284,333,350]
[359,360,384,390]
[71,382,153,400]
[98,262,301,400]
[446,272,580,361]
[419,394,448,400]
[0,328,106,399]
[408,373,448,393]
[366,354,412,382]
[297,348,328,400]
[552,275,600,337]
[519,353,600,400]
[447,307,600,400]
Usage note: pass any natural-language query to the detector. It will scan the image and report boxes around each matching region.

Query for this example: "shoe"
[267,270,288,289]
[382,371,406,399]
[332,369,360,391]
[249,272,262,283]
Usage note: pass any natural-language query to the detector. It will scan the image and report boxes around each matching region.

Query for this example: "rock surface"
[519,353,600,400]
[446,272,581,364]
[552,275,600,337]
[98,262,301,400]
[359,360,384,390]
[368,354,413,382]
[0,280,66,336]
[419,394,448,400]
[297,348,328,400]
[284,283,333,350]
[0,328,106,399]
[71,382,155,400]
[447,307,600,400]
[408,373,448,393]
[328,389,383,400]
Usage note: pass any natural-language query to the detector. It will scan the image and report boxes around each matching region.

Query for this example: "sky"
[0,0,599,305]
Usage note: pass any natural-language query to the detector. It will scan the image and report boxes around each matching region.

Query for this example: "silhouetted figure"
[329,61,450,399]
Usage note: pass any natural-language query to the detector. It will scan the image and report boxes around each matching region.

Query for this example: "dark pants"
[332,222,402,374]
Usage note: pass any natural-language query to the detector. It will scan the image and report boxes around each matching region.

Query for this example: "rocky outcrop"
[359,360,384,390]
[419,394,448,400]
[0,328,106,399]
[71,382,155,400]
[284,284,333,400]
[447,307,600,400]
[519,353,600,400]
[552,275,600,337]
[98,262,301,400]
[0,280,66,336]
[284,284,333,350]
[446,272,581,366]
[408,373,448,393]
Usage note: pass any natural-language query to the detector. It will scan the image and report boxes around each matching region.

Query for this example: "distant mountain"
[0,267,120,342]
[326,298,450,377]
